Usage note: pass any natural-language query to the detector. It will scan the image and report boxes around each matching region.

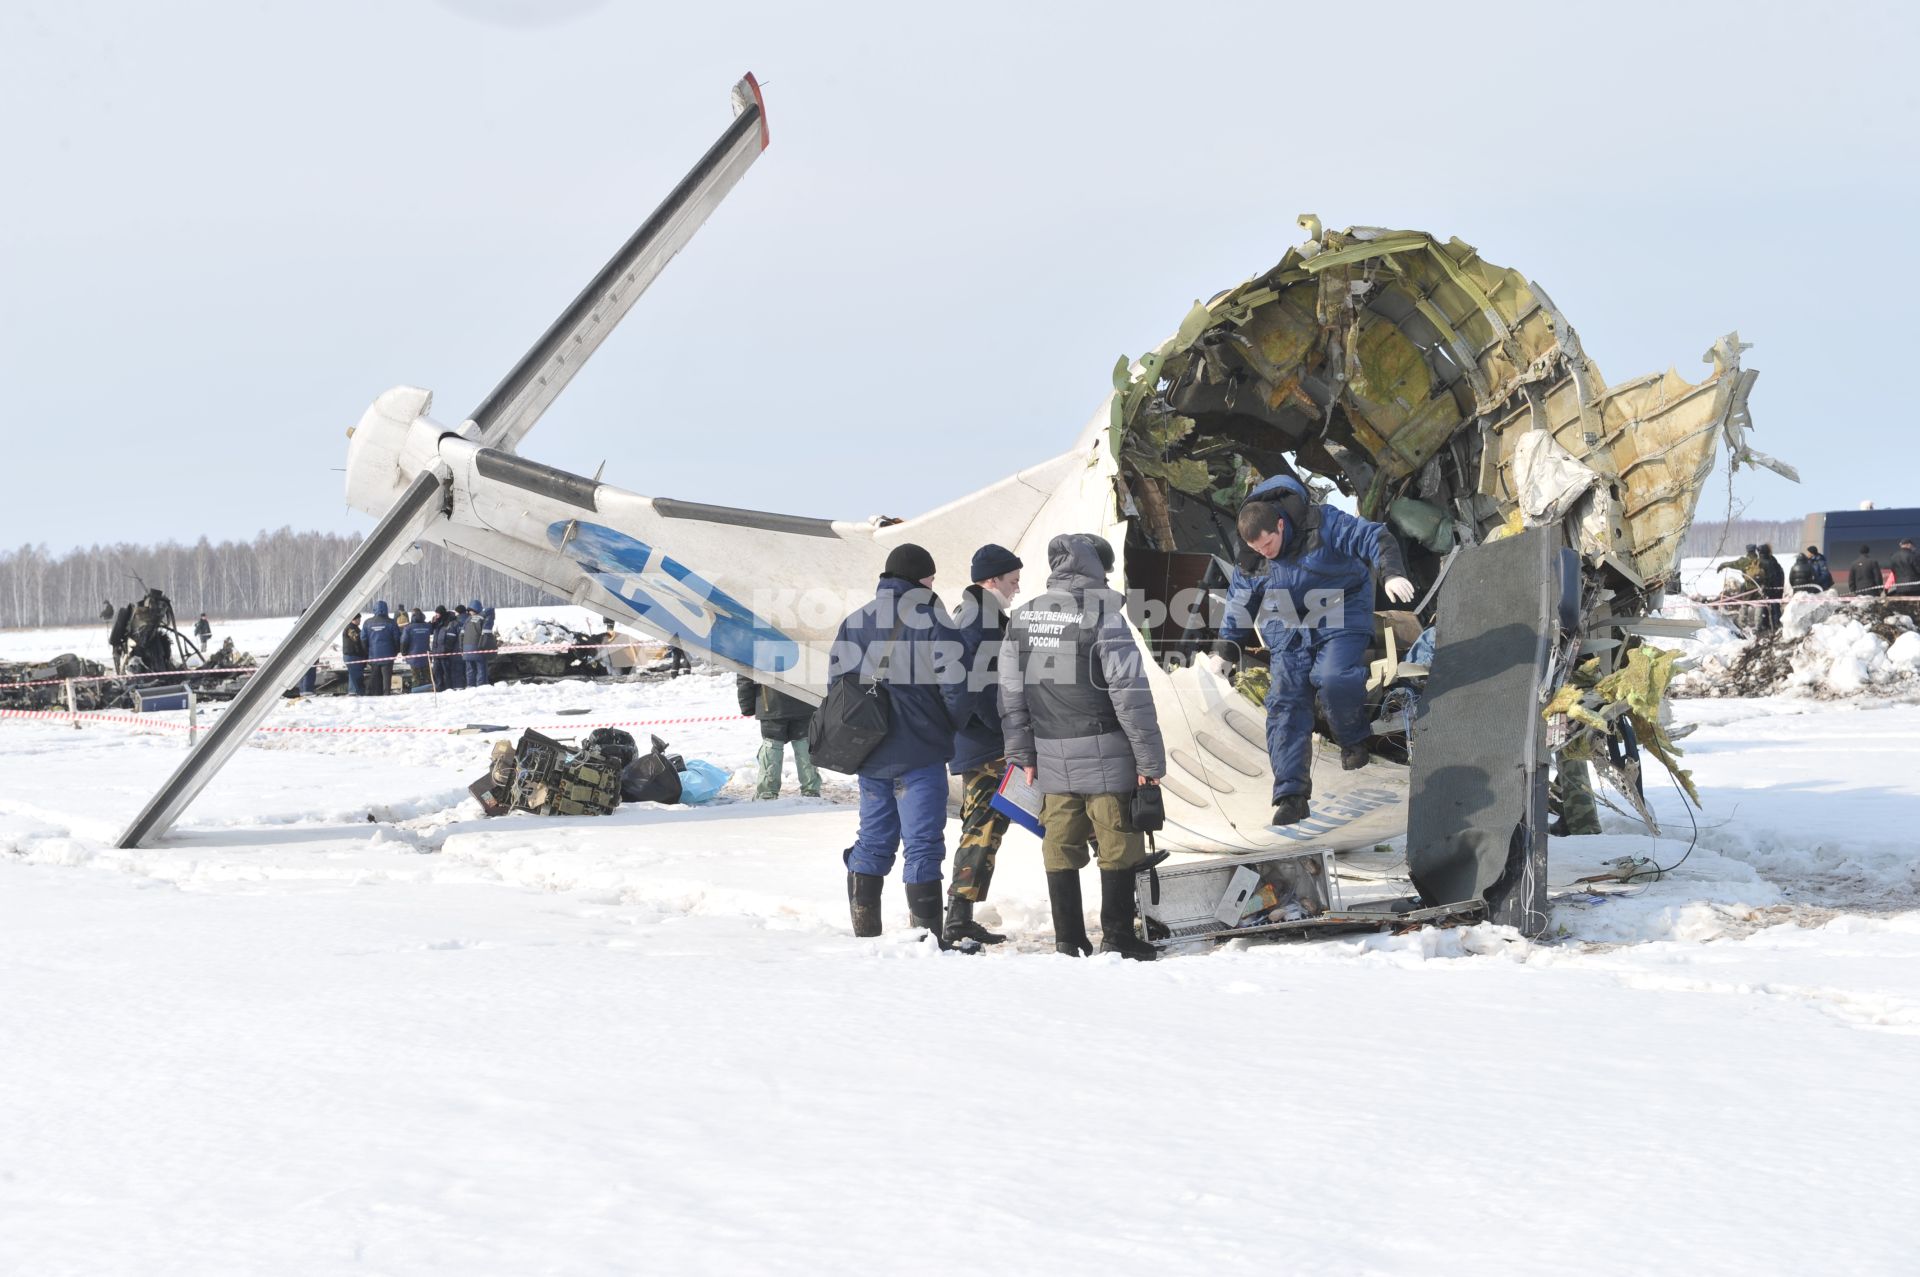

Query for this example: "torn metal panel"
[1111,221,1789,592]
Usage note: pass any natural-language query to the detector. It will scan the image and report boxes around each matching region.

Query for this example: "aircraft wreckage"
[118,74,1791,940]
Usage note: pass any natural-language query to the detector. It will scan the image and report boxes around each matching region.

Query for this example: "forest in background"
[0,531,554,629]
[1681,518,1810,560]
[1,516,1820,630]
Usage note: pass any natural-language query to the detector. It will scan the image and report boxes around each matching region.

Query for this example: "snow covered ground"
[5,614,1920,1274]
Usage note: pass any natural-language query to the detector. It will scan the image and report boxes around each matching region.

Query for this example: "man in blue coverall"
[1207,476,1415,826]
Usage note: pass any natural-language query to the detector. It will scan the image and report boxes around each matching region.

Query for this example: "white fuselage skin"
[343,386,1409,857]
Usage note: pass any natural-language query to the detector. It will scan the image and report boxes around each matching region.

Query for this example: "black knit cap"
[969,543,1023,581]
[882,543,936,582]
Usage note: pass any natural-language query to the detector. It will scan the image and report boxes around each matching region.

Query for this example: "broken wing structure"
[117,72,774,849]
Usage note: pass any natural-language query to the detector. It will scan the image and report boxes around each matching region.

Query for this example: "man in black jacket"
[1788,550,1821,594]
[943,543,1023,947]
[736,674,820,799]
[1757,543,1785,633]
[1890,539,1920,597]
[1849,545,1884,596]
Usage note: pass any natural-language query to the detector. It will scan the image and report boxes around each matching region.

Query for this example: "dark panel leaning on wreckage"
[1111,219,1791,939]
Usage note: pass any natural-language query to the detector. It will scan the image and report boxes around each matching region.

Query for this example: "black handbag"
[1128,779,1166,835]
[807,616,907,774]
[1127,781,1172,914]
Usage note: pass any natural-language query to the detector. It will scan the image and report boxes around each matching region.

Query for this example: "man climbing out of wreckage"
[1205,476,1416,827]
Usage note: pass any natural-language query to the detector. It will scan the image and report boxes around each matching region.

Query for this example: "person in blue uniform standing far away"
[1204,476,1416,827]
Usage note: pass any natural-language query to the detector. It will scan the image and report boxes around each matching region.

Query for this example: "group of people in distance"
[1719,539,1920,635]
[338,600,494,695]
[1843,538,1920,598]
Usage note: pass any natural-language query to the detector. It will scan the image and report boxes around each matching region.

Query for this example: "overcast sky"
[4,0,1914,553]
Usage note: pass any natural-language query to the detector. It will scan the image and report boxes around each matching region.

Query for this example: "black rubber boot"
[1271,795,1311,826]
[1341,742,1371,771]
[905,880,977,953]
[1046,870,1093,956]
[943,895,1007,946]
[848,871,884,938]
[1098,868,1157,961]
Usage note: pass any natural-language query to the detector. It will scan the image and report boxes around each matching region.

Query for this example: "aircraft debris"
[115,76,1781,950]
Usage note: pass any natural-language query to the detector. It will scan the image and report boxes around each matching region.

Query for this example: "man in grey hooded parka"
[999,533,1165,960]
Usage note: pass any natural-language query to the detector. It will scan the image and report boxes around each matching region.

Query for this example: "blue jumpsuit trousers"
[1264,628,1372,801]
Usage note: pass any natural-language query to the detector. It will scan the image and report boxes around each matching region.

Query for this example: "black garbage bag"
[620,733,685,805]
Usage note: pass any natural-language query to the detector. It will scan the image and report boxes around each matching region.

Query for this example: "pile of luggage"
[469,728,729,817]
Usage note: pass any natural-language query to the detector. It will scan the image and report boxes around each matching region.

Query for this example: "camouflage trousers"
[948,761,1011,902]
[1549,756,1602,836]
[756,738,822,799]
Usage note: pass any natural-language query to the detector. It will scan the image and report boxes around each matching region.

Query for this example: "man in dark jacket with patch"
[342,614,366,695]
[432,607,464,690]
[736,673,821,799]
[832,544,971,944]
[942,542,1024,947]
[1849,545,1884,596]
[403,609,435,689]
[1000,533,1164,960]
[460,600,490,688]
[1890,539,1920,597]
[361,601,401,695]
[1210,476,1413,826]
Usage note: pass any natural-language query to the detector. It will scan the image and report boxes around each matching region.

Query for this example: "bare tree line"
[3,515,1819,630]
[1681,518,1811,561]
[1,531,557,629]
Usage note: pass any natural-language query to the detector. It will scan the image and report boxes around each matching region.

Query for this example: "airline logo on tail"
[552,521,800,672]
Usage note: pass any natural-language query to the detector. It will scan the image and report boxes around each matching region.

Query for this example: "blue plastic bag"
[675,759,731,804]
[1407,626,1437,667]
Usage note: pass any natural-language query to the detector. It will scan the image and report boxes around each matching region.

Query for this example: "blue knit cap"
[969,543,1023,582]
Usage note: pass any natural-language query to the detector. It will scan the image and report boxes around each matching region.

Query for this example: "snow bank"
[1665,594,1920,699]
[1661,600,1752,693]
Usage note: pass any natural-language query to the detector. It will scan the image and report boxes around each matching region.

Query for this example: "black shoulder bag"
[1128,780,1173,914]
[807,614,908,774]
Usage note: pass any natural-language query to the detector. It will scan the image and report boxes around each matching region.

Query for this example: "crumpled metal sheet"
[1512,431,1598,525]
[1114,222,1792,588]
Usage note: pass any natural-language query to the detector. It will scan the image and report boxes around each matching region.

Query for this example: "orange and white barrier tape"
[0,706,750,736]
[0,637,667,690]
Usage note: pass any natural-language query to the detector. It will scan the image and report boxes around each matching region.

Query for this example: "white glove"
[1384,576,1416,604]
[1200,653,1231,678]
